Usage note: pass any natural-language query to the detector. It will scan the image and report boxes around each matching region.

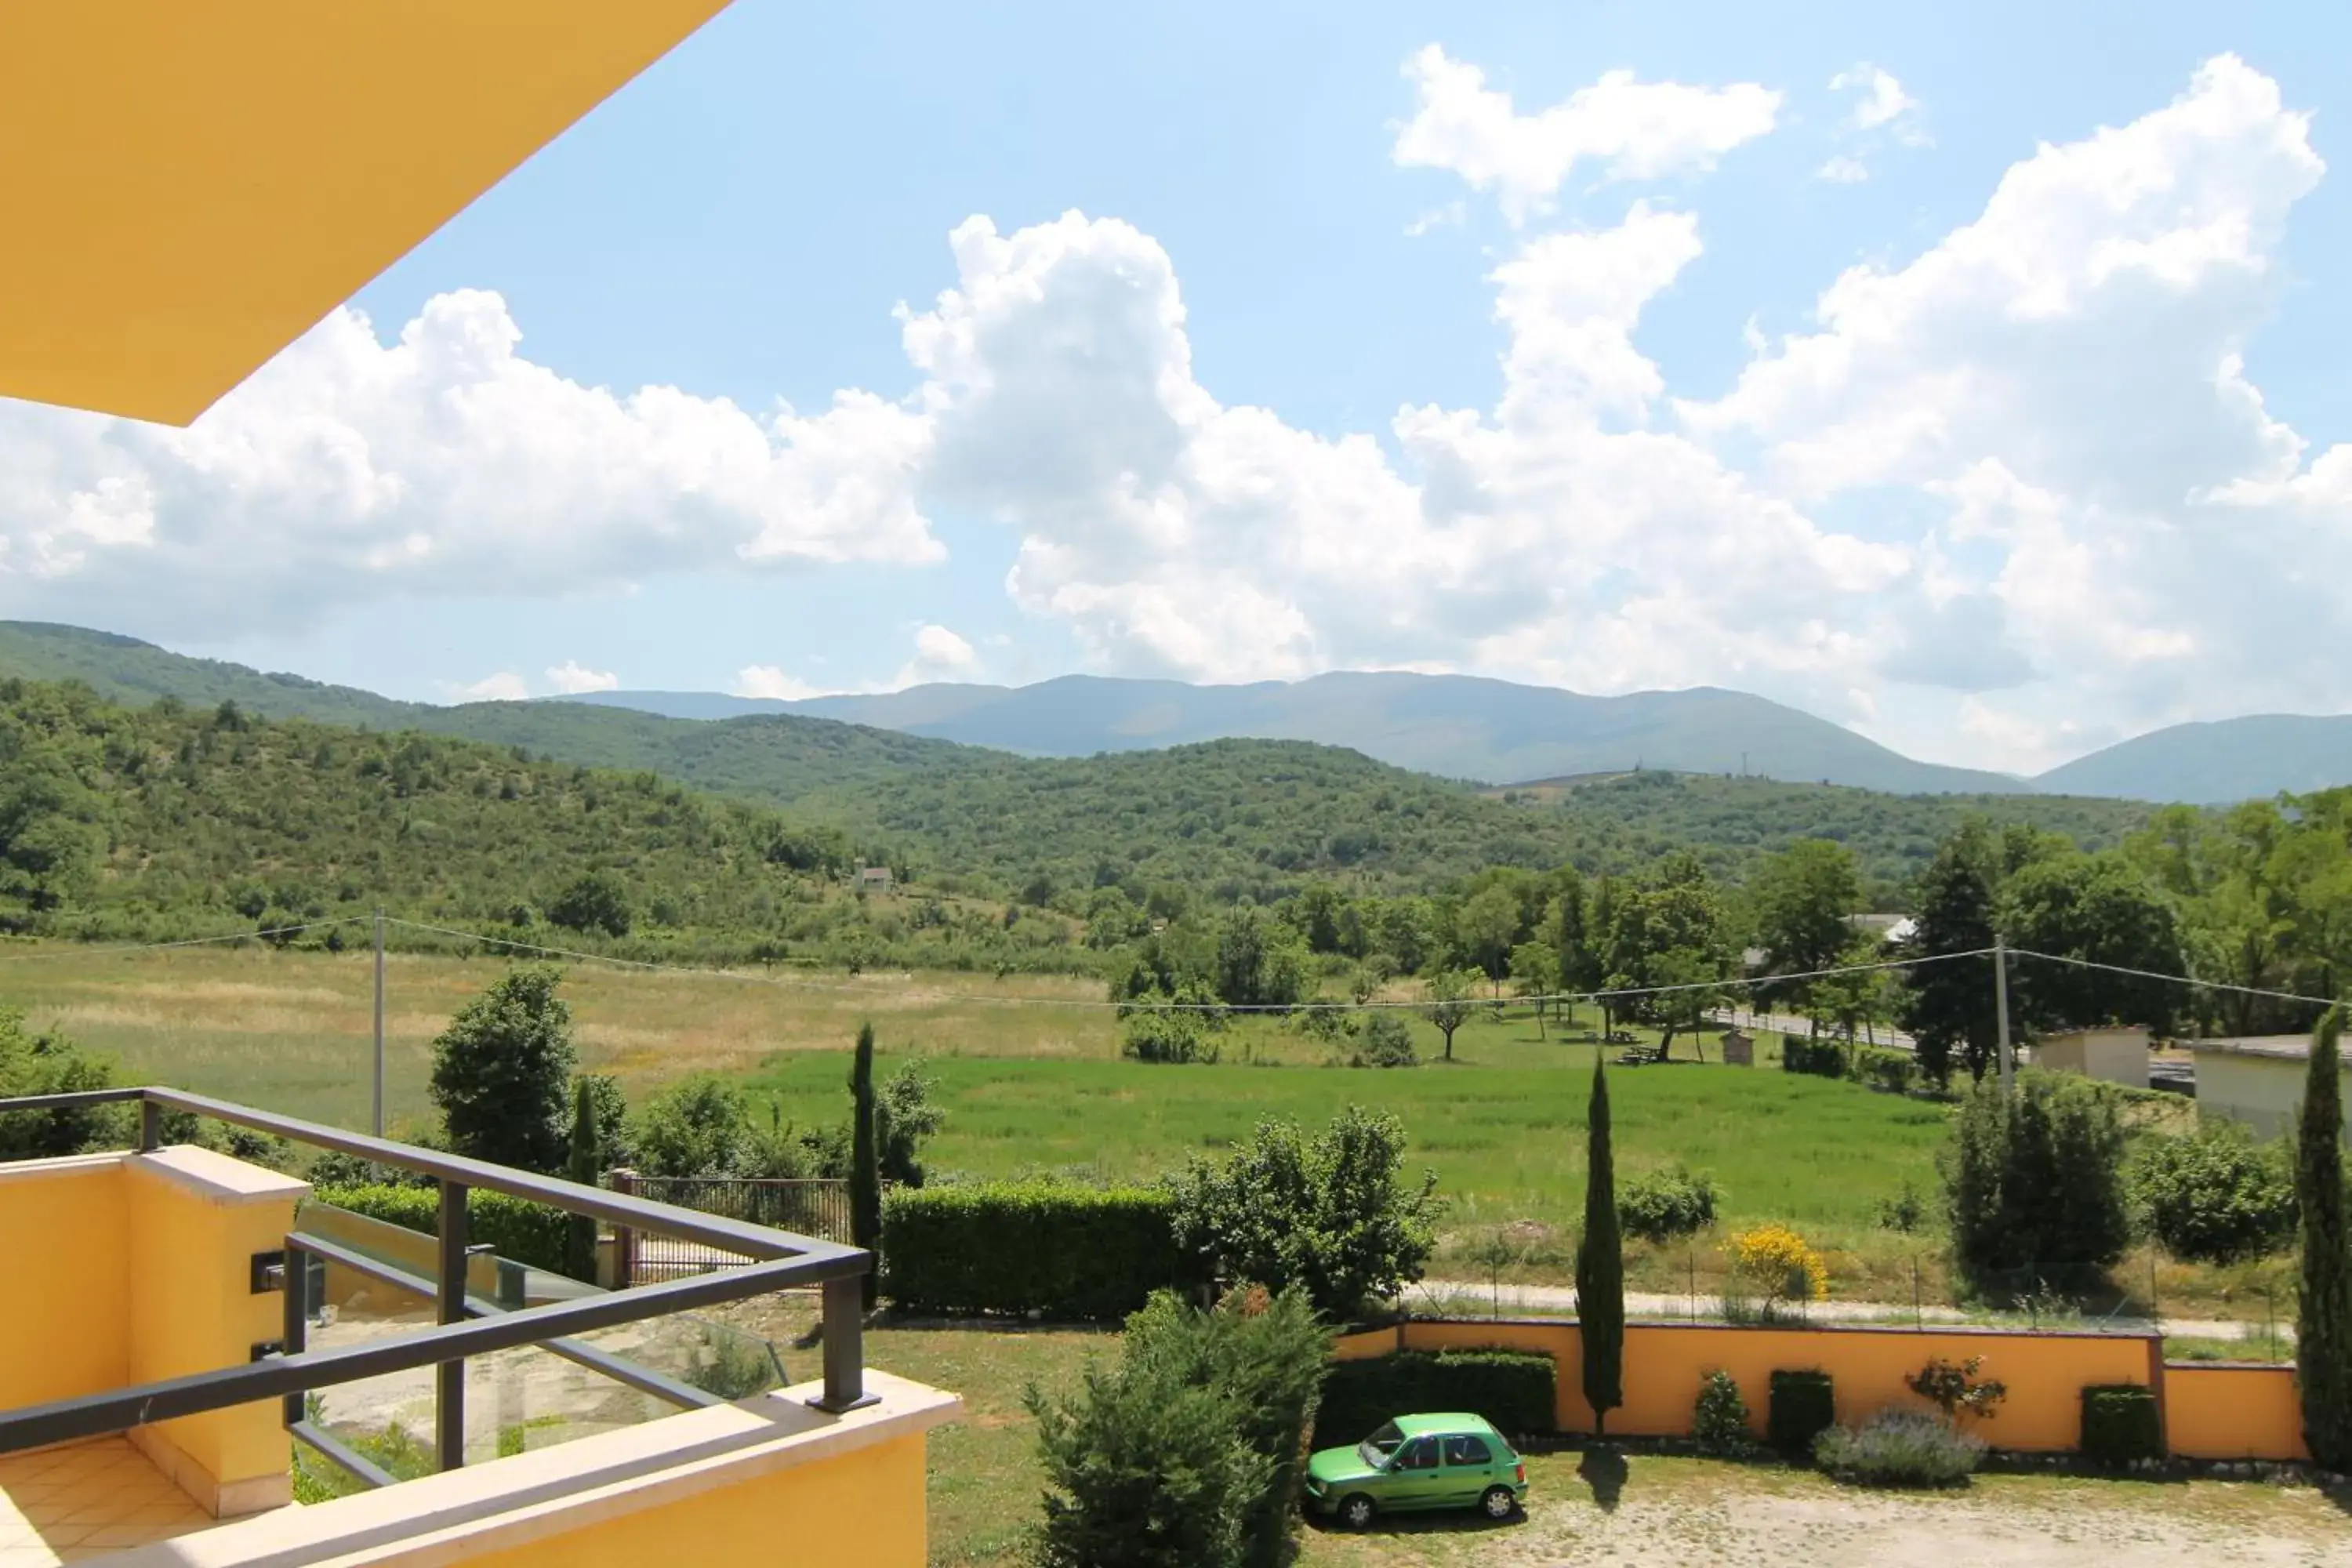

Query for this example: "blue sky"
[2,0,2346,773]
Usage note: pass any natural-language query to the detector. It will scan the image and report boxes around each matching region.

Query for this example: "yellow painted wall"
[0,1158,129,1408]
[1359,1319,2163,1454]
[125,1153,307,1510]
[2165,1364,2310,1461]
[455,1429,931,1568]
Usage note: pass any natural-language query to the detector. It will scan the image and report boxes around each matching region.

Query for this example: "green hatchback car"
[1303,1413,1528,1528]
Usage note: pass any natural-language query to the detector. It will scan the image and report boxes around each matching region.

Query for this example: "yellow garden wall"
[1340,1316,2305,1461]
[2164,1364,2309,1461]
[0,1154,130,1409]
[457,1427,931,1568]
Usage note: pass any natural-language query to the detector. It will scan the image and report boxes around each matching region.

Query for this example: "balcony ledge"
[96,1370,960,1566]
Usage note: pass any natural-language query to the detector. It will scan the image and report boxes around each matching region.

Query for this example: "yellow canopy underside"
[0,1,735,426]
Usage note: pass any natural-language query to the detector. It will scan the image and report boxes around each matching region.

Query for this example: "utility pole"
[372,908,387,1137]
[1994,934,2014,1098]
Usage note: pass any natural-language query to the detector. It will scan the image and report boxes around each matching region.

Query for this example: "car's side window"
[1442,1435,1494,1467]
[1393,1437,1439,1471]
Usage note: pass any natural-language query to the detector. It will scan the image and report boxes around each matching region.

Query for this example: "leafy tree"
[0,1009,116,1160]
[1999,851,2185,1033]
[0,746,103,915]
[428,965,575,1173]
[1166,1108,1443,1319]
[851,1022,882,1309]
[1458,881,1524,982]
[546,870,633,938]
[1575,1058,1624,1438]
[1899,823,2000,1087]
[1547,866,1596,993]
[632,1073,750,1177]
[1943,1074,2129,1289]
[1600,852,1730,1058]
[1213,905,1309,1008]
[1749,839,1862,1027]
[1423,967,1479,1060]
[1510,939,1560,1038]
[2297,1008,2352,1470]
[563,1079,601,1281]
[877,1058,944,1187]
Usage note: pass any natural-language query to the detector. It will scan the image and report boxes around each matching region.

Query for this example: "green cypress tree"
[2297,1007,2352,1469]
[1575,1056,1624,1438]
[850,1022,883,1310]
[562,1077,601,1283]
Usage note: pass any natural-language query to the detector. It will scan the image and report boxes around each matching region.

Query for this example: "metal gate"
[614,1176,851,1285]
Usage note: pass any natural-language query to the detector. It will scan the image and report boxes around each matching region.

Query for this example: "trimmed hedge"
[312,1184,575,1279]
[2079,1384,2163,1465]
[1768,1369,1837,1458]
[880,1181,1189,1321]
[1313,1349,1556,1447]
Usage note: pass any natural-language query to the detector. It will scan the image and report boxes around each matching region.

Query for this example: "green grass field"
[2,941,2261,1316]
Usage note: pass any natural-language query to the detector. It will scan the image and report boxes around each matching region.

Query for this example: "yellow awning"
[0,2,735,426]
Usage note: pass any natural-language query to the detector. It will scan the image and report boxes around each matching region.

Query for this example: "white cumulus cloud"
[1392,45,1782,223]
[1817,64,1929,182]
[0,290,941,637]
[731,665,831,702]
[893,623,980,687]
[545,660,620,695]
[448,671,530,703]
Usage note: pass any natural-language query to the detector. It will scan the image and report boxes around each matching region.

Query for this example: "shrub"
[1780,1036,1845,1077]
[1814,1407,1986,1487]
[1693,1369,1752,1456]
[1904,1356,2007,1423]
[632,1073,752,1177]
[1767,1369,1836,1458]
[1617,1165,1719,1243]
[1028,1287,1327,1568]
[1945,1074,2129,1288]
[1350,1013,1416,1068]
[1123,1008,1218,1065]
[2130,1120,2296,1264]
[1314,1349,1555,1447]
[311,1184,572,1275]
[880,1182,1189,1320]
[0,1010,118,1160]
[1875,1181,1929,1234]
[1730,1224,1828,1315]
[2079,1384,2162,1465]
[1856,1047,1916,1094]
[1167,1108,1442,1321]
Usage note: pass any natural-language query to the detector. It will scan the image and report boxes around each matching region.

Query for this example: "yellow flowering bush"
[1730,1224,1829,1312]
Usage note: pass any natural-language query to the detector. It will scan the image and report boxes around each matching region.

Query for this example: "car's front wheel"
[1338,1494,1377,1530]
[1480,1486,1518,1520]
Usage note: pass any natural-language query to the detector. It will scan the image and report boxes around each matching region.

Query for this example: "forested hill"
[1497,771,2154,899]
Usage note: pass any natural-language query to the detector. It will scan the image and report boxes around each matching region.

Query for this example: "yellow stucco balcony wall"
[0,2,735,425]
[0,1148,310,1516]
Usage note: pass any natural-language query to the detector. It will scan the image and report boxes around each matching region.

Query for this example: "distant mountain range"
[566,674,2034,796]
[0,619,2343,805]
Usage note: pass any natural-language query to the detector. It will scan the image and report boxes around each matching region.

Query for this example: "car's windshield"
[1356,1421,1405,1468]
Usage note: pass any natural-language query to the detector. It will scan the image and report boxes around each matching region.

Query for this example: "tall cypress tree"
[2297,1007,2352,1469]
[562,1078,600,1283]
[850,1022,883,1310]
[1575,1057,1624,1439]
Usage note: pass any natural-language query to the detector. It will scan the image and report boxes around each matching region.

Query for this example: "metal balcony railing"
[0,1086,874,1488]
